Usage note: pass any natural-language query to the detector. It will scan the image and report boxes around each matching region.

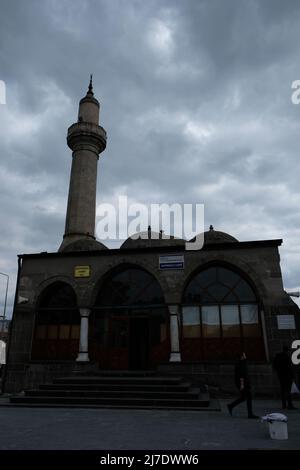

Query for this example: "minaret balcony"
[67,121,107,154]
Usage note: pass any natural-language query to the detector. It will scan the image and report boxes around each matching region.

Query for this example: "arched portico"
[89,264,170,370]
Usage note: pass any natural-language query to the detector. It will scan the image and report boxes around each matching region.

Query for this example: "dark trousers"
[229,388,254,417]
[278,376,293,408]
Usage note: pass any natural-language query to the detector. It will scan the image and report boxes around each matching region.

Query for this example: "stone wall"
[4,241,300,393]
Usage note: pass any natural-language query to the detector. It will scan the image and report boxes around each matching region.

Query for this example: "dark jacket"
[235,359,250,389]
[273,352,294,380]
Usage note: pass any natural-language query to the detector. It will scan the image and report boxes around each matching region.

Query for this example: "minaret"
[59,77,107,252]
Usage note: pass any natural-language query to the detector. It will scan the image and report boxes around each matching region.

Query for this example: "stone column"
[260,309,270,361]
[168,304,181,362]
[76,308,91,362]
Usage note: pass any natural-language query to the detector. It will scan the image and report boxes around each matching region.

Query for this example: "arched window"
[95,267,165,307]
[31,282,80,360]
[181,266,264,360]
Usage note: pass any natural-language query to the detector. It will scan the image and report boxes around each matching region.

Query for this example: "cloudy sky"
[1,0,300,316]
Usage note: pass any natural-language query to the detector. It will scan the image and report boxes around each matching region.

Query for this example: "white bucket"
[268,421,288,440]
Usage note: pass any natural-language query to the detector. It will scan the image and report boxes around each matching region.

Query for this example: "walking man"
[227,352,259,419]
[273,346,297,410]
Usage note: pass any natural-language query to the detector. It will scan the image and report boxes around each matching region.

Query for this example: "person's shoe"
[287,405,298,410]
[227,404,233,416]
[248,414,259,419]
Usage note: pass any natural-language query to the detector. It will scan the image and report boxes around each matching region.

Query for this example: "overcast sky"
[1,0,300,316]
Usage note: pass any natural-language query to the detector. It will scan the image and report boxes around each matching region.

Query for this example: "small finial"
[209,225,214,231]
[148,225,151,231]
[87,74,94,96]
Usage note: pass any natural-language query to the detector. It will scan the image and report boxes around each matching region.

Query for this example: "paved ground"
[0,399,299,450]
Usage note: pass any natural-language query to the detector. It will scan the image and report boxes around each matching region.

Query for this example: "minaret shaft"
[59,79,107,252]
[64,148,98,238]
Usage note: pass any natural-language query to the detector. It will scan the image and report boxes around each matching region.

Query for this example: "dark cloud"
[1,0,300,315]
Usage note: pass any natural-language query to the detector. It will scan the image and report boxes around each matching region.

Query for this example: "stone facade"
[4,238,299,393]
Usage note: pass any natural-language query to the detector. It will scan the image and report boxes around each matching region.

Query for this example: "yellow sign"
[74,265,91,278]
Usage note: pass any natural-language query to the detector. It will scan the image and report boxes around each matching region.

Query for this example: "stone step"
[9,373,211,410]
[10,395,210,408]
[25,388,201,399]
[53,376,184,385]
[39,382,191,392]
[77,370,157,377]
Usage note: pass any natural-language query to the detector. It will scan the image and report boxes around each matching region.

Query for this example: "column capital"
[79,308,91,318]
[168,304,179,316]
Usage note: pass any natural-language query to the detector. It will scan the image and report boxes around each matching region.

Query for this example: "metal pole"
[2,257,21,393]
[0,272,9,337]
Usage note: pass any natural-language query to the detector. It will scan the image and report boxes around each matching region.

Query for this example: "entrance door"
[129,317,149,370]
[90,308,170,370]
[109,317,129,369]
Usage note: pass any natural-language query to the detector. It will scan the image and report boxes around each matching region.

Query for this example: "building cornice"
[18,239,283,259]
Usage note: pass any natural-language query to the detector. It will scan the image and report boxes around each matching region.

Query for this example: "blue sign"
[159,255,184,270]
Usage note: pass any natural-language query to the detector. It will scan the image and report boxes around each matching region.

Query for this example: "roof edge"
[18,239,283,259]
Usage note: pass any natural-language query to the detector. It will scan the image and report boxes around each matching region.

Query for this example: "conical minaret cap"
[78,75,100,124]
[87,74,94,96]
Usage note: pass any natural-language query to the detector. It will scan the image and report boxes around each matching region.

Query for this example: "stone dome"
[190,225,238,245]
[121,229,185,249]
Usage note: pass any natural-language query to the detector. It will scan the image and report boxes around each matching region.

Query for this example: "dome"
[190,225,238,245]
[121,229,185,249]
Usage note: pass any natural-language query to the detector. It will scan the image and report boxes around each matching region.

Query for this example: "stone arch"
[182,254,267,305]
[89,261,170,370]
[90,257,169,307]
[31,280,80,361]
[180,257,266,361]
[33,275,79,309]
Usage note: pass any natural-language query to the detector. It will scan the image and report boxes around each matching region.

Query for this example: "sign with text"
[277,315,296,330]
[74,265,91,278]
[159,255,184,270]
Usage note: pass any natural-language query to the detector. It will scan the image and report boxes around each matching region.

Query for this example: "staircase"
[10,371,212,410]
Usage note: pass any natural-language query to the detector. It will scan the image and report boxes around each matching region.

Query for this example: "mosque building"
[4,79,299,398]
